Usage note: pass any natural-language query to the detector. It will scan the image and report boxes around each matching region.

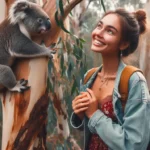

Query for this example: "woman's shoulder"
[85,67,99,75]
[129,71,146,83]
[83,67,100,82]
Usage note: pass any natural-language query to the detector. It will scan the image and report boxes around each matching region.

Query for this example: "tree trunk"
[1,0,83,149]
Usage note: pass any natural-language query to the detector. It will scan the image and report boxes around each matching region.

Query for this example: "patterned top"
[88,95,117,150]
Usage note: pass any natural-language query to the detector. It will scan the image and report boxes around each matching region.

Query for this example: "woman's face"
[91,13,123,55]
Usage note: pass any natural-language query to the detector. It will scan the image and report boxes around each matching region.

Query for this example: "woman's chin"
[91,45,106,53]
[91,48,103,53]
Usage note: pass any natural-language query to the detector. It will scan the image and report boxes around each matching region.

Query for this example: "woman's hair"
[102,8,146,57]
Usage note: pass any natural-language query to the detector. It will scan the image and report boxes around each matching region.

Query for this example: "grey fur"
[0,0,54,92]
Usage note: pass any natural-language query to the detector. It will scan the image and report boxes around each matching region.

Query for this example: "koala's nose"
[46,19,51,30]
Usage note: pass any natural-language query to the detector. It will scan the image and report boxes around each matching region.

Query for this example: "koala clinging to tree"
[0,0,55,92]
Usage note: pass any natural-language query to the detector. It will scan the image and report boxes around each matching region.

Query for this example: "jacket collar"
[87,59,126,95]
[114,59,126,95]
[84,59,126,96]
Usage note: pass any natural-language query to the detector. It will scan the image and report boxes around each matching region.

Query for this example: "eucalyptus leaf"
[79,38,86,43]
[55,10,70,34]
[71,78,77,95]
[57,37,62,45]
[55,10,61,27]
[60,53,64,70]
[100,0,106,12]
[59,0,64,16]
[67,62,72,80]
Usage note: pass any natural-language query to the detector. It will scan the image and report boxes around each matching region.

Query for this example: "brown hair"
[102,8,146,57]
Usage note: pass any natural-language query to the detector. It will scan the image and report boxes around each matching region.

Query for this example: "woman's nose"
[96,28,104,37]
[93,28,104,38]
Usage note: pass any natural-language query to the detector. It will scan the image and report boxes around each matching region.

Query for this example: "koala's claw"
[20,86,30,93]
[48,50,56,59]
[50,50,56,54]
[9,79,30,92]
[20,79,28,85]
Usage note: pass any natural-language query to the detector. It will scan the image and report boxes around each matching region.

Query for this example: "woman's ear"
[119,41,129,51]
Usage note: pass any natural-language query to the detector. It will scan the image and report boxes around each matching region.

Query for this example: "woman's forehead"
[100,13,122,31]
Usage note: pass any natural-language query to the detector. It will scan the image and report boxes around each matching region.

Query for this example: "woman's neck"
[101,54,120,76]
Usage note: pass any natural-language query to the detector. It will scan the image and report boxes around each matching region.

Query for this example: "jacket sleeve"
[70,112,84,131]
[70,70,89,131]
[88,72,150,150]
[70,68,97,131]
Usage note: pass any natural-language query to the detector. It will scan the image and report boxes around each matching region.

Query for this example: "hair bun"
[134,10,146,34]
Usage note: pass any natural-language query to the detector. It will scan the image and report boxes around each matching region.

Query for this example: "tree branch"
[39,0,83,45]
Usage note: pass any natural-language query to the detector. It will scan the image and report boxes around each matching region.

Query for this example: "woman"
[70,8,150,150]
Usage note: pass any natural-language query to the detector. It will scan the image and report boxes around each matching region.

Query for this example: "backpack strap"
[83,67,99,84]
[119,65,143,111]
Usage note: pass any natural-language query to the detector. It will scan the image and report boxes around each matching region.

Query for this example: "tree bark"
[1,0,83,149]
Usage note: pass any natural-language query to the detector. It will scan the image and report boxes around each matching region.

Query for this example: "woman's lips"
[93,39,106,46]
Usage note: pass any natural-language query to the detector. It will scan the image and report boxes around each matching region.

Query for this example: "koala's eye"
[37,18,43,24]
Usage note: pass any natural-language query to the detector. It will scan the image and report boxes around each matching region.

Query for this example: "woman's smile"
[93,36,106,46]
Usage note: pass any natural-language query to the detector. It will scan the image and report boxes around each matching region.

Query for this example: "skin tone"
[72,13,129,119]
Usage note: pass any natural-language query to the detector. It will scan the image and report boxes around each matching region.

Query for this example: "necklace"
[97,72,116,91]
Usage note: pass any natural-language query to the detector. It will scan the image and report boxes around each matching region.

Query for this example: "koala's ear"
[14,2,29,13]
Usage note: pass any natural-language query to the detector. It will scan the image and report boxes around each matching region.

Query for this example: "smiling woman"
[70,8,150,150]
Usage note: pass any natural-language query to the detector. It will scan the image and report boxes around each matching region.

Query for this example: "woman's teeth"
[94,40,105,45]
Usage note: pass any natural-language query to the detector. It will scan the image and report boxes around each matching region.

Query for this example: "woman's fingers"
[86,88,94,98]
[86,88,97,101]
[73,93,87,102]
[74,100,89,109]
[73,98,89,109]
[74,107,88,114]
[72,95,90,112]
[80,92,87,95]
[76,97,89,104]
[73,98,89,108]
[73,94,89,105]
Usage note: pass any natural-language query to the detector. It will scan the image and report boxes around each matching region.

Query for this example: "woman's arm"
[70,93,89,131]
[70,112,84,131]
[88,72,150,150]
[70,68,97,130]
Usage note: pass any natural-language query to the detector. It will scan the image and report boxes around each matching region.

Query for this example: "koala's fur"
[0,0,54,92]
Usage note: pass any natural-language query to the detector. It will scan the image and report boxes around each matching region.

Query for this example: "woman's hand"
[72,92,90,120]
[84,88,98,118]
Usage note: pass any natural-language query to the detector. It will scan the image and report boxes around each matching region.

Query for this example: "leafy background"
[0,0,148,149]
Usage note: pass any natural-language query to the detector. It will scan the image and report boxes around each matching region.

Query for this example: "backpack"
[84,65,150,150]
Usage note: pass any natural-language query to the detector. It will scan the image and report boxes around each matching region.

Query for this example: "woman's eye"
[97,24,102,29]
[107,30,113,35]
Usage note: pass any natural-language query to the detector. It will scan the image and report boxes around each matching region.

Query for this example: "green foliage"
[55,10,70,34]
[47,3,88,148]
[100,0,106,12]
[47,35,87,148]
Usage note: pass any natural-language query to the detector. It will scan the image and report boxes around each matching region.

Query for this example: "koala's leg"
[0,65,29,92]
[12,36,55,59]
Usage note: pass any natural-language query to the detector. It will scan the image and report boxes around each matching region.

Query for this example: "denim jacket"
[70,60,150,150]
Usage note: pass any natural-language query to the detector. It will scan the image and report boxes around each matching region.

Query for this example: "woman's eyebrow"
[99,21,118,32]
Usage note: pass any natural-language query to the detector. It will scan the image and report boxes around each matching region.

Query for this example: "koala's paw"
[10,79,30,92]
[48,50,56,59]
[50,49,56,54]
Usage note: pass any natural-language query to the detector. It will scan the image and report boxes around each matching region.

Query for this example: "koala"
[0,0,54,92]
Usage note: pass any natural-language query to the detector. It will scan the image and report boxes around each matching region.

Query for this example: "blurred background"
[0,0,150,149]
